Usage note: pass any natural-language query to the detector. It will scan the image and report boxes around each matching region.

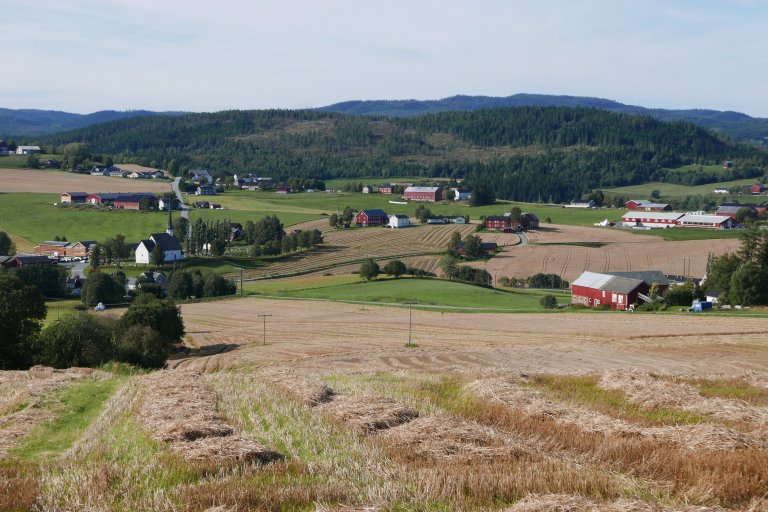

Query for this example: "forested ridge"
[37,107,768,202]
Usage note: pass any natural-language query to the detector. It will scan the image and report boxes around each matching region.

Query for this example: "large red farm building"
[571,271,669,310]
[404,186,441,202]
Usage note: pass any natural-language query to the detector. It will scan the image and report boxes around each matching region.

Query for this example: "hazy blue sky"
[3,0,768,115]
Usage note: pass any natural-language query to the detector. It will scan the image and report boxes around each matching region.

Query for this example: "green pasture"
[0,153,61,169]
[601,177,760,199]
[0,193,172,244]
[246,275,571,311]
[204,189,622,227]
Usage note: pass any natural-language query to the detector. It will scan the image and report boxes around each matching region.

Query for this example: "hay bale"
[259,368,335,406]
[137,369,282,464]
[378,415,526,461]
[174,435,282,464]
[138,370,234,443]
[317,394,418,434]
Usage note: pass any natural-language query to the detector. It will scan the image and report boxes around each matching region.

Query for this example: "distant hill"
[318,94,768,144]
[0,108,188,137]
[37,107,768,203]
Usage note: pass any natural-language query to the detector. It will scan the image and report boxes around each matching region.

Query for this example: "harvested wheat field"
[0,167,172,193]
[234,222,518,279]
[471,232,739,282]
[3,297,768,510]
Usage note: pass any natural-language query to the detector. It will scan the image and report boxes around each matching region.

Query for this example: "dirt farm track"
[172,297,768,375]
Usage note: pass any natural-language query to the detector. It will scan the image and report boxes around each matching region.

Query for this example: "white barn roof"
[677,214,729,225]
[571,271,614,289]
[622,211,683,221]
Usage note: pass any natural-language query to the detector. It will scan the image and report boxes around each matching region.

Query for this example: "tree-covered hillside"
[0,108,188,137]
[319,94,768,144]
[38,107,768,203]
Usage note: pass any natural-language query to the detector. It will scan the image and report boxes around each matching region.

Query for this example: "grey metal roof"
[601,276,645,294]
[610,271,669,287]
[405,186,439,193]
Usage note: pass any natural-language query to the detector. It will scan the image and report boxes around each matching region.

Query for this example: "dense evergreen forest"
[37,107,768,203]
[320,94,768,144]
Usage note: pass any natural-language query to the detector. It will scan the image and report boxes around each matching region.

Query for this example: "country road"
[171,177,189,221]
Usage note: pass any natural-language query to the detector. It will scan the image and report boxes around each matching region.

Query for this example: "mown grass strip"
[12,377,122,460]
[526,374,709,426]
[676,377,768,406]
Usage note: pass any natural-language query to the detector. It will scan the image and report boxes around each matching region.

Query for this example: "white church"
[135,204,184,264]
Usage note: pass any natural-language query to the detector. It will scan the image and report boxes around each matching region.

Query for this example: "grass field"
[0,154,61,169]
[0,193,172,243]
[601,177,761,198]
[246,275,570,311]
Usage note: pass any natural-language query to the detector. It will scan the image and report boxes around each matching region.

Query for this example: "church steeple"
[166,198,174,236]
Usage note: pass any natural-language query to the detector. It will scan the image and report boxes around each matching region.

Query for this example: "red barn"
[485,216,511,230]
[404,186,441,202]
[625,200,671,211]
[751,184,764,194]
[355,209,388,226]
[571,271,669,310]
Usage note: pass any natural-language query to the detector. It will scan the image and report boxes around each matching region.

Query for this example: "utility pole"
[362,280,366,310]
[404,302,416,347]
[258,313,272,345]
[240,267,243,296]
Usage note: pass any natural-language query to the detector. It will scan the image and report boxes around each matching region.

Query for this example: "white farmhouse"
[16,145,41,154]
[388,214,410,229]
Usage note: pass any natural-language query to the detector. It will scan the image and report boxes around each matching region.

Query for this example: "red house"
[485,216,512,230]
[571,271,669,310]
[404,186,441,202]
[625,200,671,211]
[750,184,764,194]
[355,209,388,226]
[378,184,394,194]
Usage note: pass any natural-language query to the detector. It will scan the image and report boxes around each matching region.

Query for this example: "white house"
[16,145,41,155]
[451,188,471,201]
[388,214,410,228]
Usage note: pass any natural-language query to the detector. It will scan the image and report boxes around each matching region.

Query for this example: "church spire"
[166,198,174,236]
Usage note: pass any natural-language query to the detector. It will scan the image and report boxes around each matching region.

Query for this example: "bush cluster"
[34,294,184,369]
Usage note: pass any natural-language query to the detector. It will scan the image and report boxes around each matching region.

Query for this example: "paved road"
[171,177,189,221]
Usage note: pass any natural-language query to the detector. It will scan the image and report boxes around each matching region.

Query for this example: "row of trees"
[500,273,570,289]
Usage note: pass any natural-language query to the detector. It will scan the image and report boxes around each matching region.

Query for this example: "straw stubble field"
[2,298,768,510]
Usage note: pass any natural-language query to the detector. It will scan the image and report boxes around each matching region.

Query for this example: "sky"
[3,0,768,116]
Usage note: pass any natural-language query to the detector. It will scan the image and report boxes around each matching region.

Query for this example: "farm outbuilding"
[621,211,683,228]
[388,214,410,229]
[60,192,89,204]
[571,271,669,310]
[625,200,671,211]
[571,270,669,310]
[404,186,441,202]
